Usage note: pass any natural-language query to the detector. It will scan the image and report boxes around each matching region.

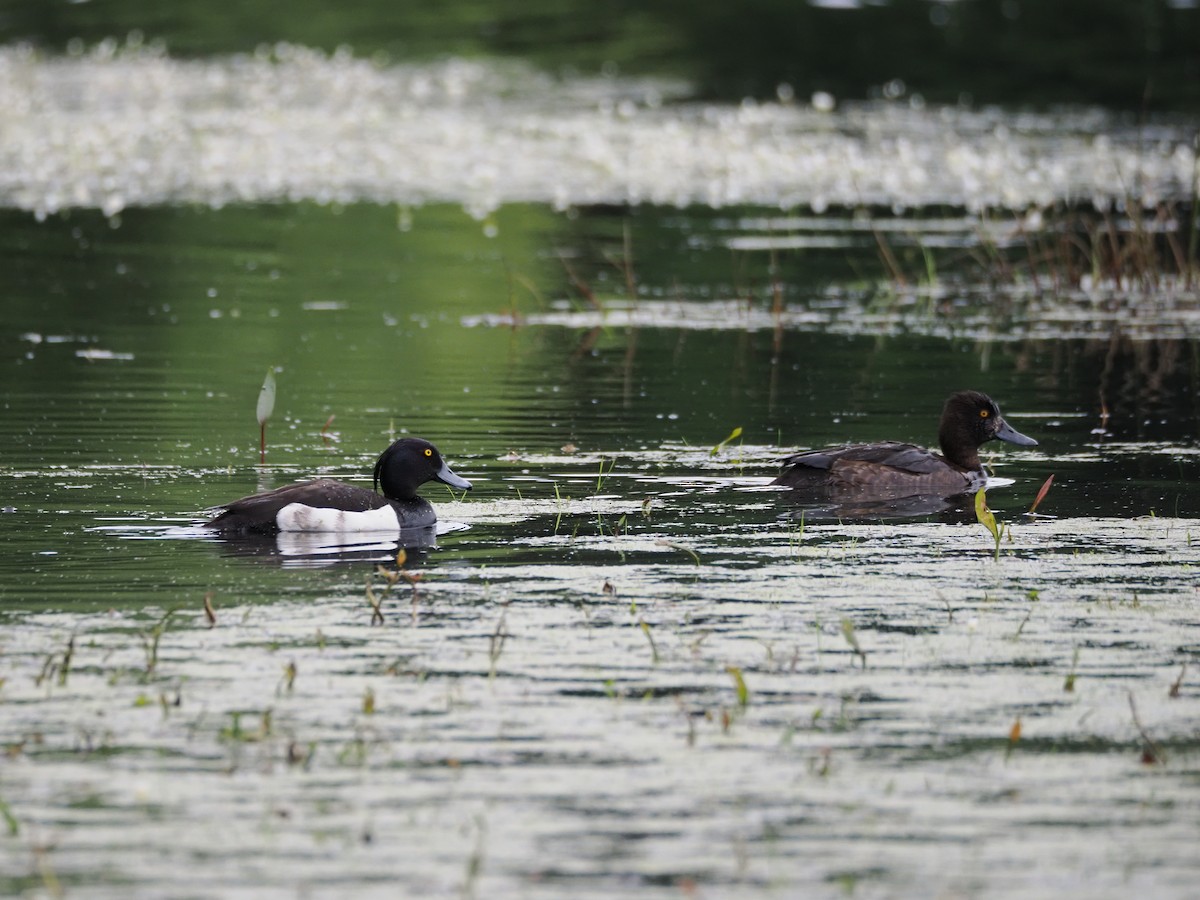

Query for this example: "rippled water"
[4,459,1200,898]
[2,48,1199,899]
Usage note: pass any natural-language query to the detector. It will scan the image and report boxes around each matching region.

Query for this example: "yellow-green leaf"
[710,426,744,457]
[975,489,998,541]
[726,665,749,708]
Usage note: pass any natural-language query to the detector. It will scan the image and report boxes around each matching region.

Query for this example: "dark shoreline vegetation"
[874,199,1200,296]
[3,0,1199,110]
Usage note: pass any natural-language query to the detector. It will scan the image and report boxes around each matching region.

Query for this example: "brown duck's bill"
[437,461,473,490]
[996,418,1038,446]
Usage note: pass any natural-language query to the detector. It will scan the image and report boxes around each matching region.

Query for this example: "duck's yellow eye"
[424,448,433,457]
[979,409,990,418]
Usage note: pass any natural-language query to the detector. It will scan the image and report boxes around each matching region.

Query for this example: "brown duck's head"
[938,391,1037,471]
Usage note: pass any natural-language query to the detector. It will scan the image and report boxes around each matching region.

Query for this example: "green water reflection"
[2,202,1199,900]
[2,202,1196,523]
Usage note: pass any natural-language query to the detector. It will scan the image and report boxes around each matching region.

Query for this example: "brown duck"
[772,390,1037,498]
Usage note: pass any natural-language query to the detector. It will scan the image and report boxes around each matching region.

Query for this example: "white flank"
[276,503,399,533]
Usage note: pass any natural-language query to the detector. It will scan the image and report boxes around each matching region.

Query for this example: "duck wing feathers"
[778,442,946,475]
[772,441,974,495]
[206,479,385,532]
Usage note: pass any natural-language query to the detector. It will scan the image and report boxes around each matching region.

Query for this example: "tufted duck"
[206,437,471,533]
[771,390,1037,497]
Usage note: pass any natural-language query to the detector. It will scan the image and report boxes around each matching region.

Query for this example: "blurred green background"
[2,0,1198,109]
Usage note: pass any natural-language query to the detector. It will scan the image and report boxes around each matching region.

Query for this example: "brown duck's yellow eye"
[979,409,990,418]
[424,448,433,457]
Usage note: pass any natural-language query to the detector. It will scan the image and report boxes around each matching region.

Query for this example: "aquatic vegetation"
[364,577,385,626]
[709,426,744,457]
[138,611,177,678]
[1006,717,1022,761]
[0,798,18,837]
[654,539,701,565]
[870,195,1200,308]
[593,458,615,494]
[1064,647,1080,692]
[220,709,274,743]
[256,368,276,464]
[34,634,75,688]
[279,661,297,696]
[725,666,749,709]
[320,414,337,444]
[638,619,660,665]
[974,489,1009,561]
[839,619,867,669]
[1028,475,1055,516]
[1128,692,1165,765]
[487,603,510,679]
[1169,663,1187,698]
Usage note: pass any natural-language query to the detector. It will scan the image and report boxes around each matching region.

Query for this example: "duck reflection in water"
[771,390,1038,520]
[210,525,440,568]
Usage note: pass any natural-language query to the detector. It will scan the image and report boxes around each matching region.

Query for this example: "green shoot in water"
[840,618,867,668]
[595,457,614,493]
[726,666,750,708]
[1064,647,1080,692]
[256,367,276,463]
[639,619,659,665]
[488,603,510,680]
[975,489,1003,561]
[140,610,177,677]
[710,426,743,457]
[653,539,700,565]
[0,798,19,837]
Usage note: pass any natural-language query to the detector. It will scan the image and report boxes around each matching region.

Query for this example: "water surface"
[1,48,1199,900]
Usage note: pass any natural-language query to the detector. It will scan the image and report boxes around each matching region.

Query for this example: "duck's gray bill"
[996,418,1038,447]
[437,461,473,490]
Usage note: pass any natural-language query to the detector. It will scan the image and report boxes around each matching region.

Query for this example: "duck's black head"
[372,438,472,501]
[938,391,1037,471]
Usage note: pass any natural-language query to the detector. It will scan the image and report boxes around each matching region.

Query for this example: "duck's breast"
[387,498,438,530]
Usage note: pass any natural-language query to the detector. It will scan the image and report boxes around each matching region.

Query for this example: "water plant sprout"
[256,367,276,463]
